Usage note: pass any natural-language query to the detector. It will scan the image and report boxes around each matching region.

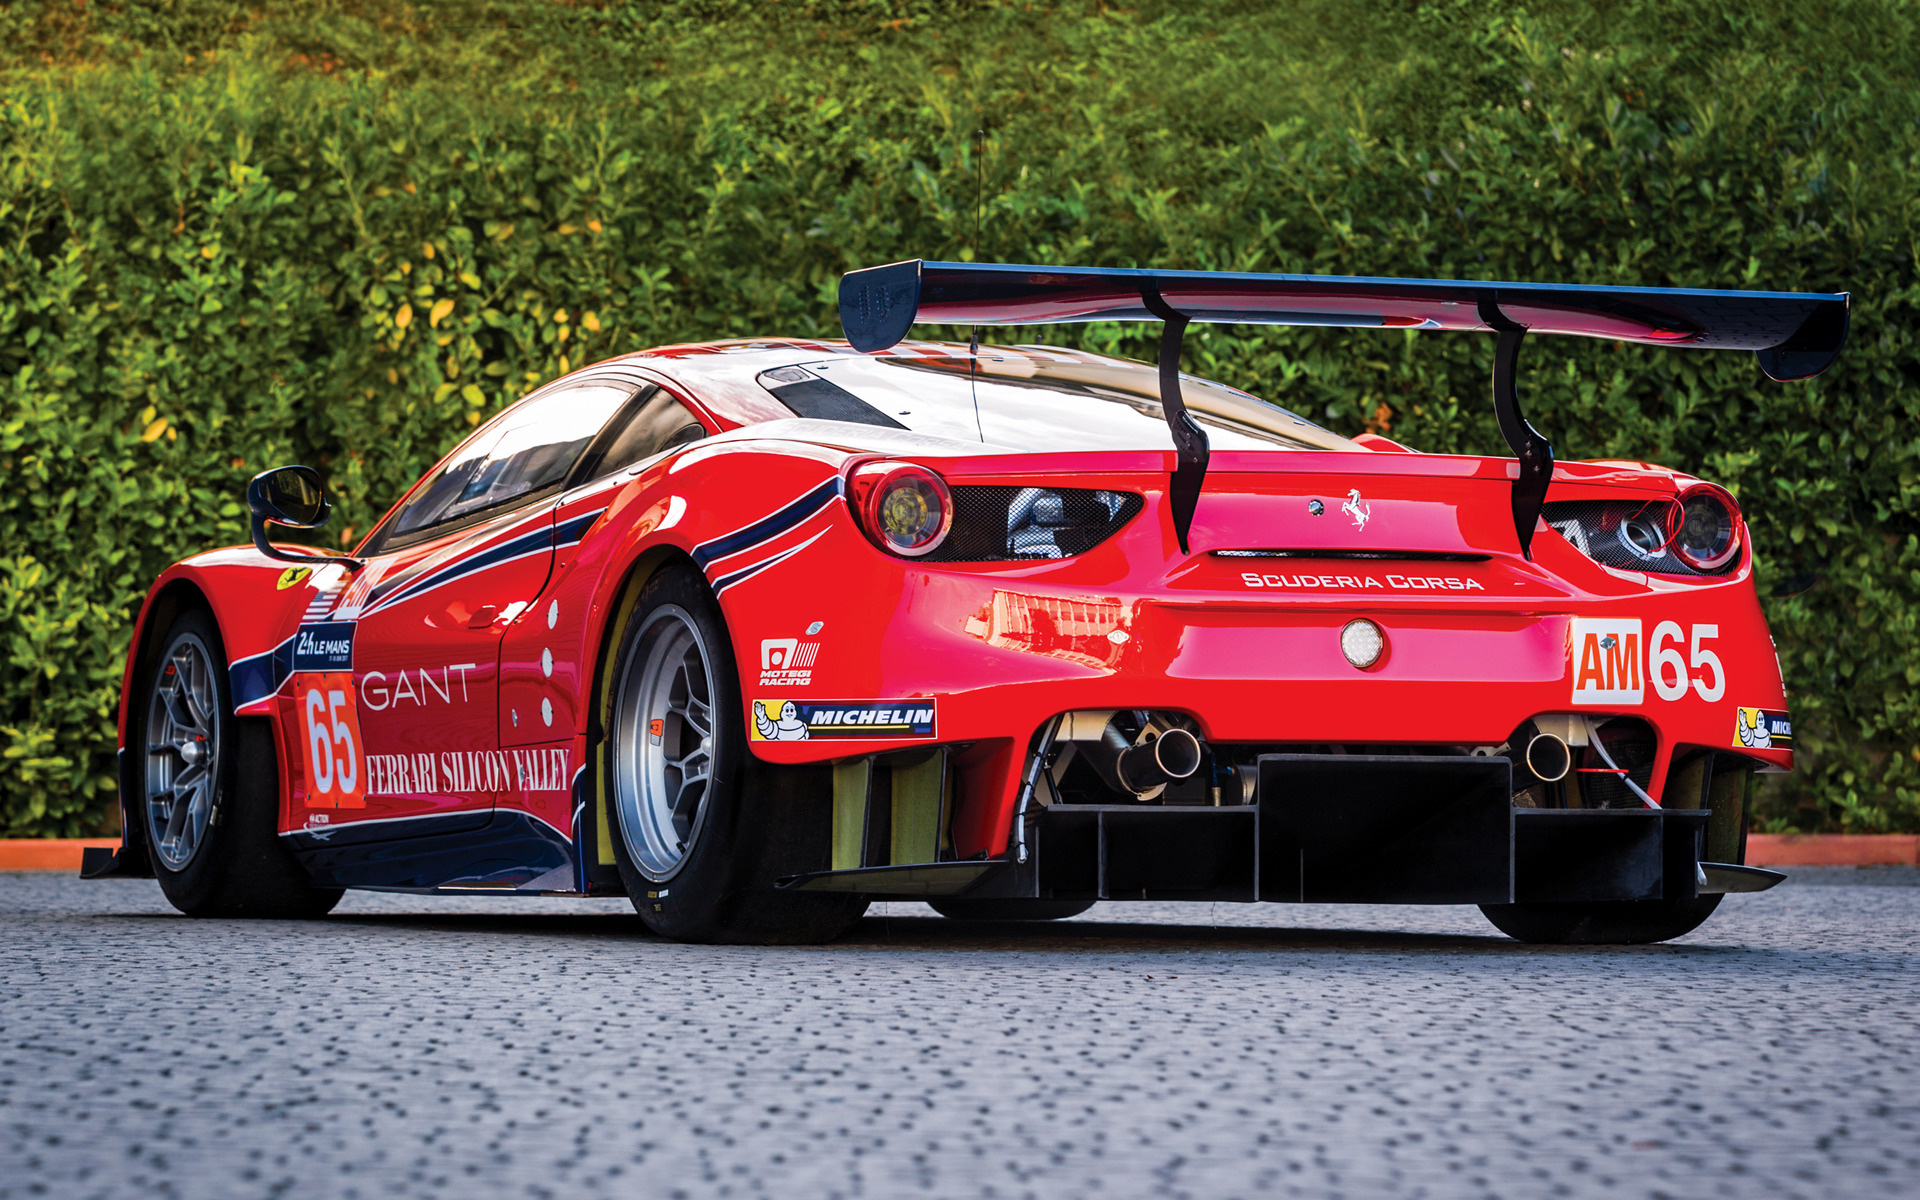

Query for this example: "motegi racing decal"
[1569,618,1727,705]
[750,699,937,741]
[1735,707,1792,750]
[758,636,821,686]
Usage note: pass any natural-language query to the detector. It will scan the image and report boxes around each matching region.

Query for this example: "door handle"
[467,605,499,629]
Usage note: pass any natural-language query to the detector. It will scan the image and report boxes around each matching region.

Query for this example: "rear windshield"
[757,351,1361,453]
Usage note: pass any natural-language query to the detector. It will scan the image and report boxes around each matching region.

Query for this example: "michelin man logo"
[754,700,810,741]
[1736,707,1772,749]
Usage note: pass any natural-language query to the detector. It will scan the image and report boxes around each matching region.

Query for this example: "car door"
[289,376,642,838]
[498,380,713,752]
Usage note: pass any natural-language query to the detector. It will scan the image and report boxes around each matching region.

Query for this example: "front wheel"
[604,565,866,944]
[1479,894,1723,945]
[141,608,341,918]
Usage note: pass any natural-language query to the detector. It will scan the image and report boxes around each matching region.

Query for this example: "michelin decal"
[751,699,938,741]
[1735,707,1792,750]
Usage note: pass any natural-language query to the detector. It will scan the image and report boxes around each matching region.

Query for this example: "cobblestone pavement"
[3,869,1916,1200]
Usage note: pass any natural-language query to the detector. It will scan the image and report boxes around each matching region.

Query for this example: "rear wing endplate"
[838,260,1849,555]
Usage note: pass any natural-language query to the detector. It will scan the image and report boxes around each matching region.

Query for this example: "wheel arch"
[115,578,225,869]
[580,544,704,883]
[116,553,318,867]
[120,578,217,741]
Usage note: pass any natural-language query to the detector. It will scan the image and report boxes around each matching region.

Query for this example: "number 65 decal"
[1651,622,1725,703]
[301,672,366,808]
[1572,618,1725,704]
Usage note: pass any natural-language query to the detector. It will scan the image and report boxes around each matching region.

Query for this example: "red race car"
[87,261,1848,945]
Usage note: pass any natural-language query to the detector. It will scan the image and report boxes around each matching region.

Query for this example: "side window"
[387,382,635,542]
[576,385,709,481]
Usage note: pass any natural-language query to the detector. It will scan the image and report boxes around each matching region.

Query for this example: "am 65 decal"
[1570,618,1726,705]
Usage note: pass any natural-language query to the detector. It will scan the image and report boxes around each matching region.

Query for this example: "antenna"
[969,127,986,443]
[974,127,986,261]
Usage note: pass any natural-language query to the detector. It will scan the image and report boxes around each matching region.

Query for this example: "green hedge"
[2,1,1916,835]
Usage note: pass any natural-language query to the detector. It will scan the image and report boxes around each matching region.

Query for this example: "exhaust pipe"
[1080,717,1205,797]
[1118,727,1203,793]
[1522,732,1571,783]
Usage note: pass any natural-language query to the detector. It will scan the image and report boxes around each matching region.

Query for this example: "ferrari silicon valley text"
[362,748,571,797]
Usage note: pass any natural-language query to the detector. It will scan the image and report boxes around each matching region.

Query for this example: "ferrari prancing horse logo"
[1342,488,1371,531]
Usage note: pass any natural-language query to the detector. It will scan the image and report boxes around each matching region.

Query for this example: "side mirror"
[249,466,330,528]
[247,466,360,569]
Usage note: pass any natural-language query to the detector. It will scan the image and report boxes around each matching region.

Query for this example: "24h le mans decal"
[289,622,366,808]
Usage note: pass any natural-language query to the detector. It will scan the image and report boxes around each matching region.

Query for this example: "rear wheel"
[605,565,866,944]
[141,608,341,918]
[928,899,1095,921]
[1478,894,1722,945]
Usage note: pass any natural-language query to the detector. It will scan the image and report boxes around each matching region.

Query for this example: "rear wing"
[837,260,1850,554]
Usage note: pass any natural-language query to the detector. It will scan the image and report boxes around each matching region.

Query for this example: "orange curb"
[1747,833,1920,867]
[0,839,122,872]
[2,834,1917,873]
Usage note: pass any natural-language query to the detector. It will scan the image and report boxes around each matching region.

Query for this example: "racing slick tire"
[139,608,343,918]
[1477,895,1723,945]
[928,899,1096,921]
[605,564,868,945]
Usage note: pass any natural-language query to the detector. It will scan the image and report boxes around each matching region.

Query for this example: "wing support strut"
[1140,283,1209,555]
[1481,298,1552,560]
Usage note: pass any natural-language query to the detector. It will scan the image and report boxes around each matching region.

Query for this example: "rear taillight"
[849,461,952,557]
[1671,483,1742,572]
[1543,487,1744,577]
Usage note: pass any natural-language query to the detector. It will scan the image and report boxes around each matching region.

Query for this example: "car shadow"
[83,904,1826,961]
[850,913,1550,954]
[291,909,1757,958]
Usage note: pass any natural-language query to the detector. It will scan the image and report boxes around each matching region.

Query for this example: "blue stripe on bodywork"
[692,478,843,571]
[710,530,824,596]
[230,634,297,708]
[368,525,555,612]
[228,508,607,708]
[366,507,606,615]
[554,510,604,545]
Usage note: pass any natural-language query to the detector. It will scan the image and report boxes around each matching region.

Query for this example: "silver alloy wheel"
[611,604,718,879]
[144,633,222,872]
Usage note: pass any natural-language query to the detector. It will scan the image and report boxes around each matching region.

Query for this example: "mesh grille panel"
[1542,499,1708,576]
[925,486,1144,562]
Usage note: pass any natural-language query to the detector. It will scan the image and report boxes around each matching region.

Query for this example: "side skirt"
[282,809,574,892]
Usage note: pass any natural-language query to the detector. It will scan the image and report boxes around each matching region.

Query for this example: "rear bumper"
[743,568,1791,859]
[787,753,1727,906]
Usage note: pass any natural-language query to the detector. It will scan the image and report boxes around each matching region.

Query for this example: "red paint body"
[115,339,1791,889]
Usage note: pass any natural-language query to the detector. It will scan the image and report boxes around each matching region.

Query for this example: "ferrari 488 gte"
[86,261,1848,945]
